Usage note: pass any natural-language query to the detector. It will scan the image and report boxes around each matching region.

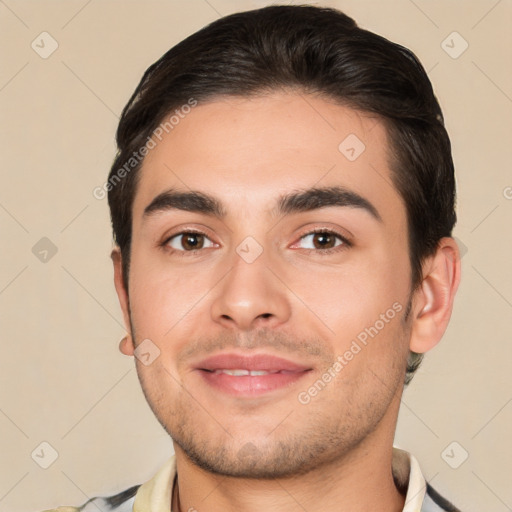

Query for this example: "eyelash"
[161,229,215,258]
[299,229,352,255]
[161,228,352,257]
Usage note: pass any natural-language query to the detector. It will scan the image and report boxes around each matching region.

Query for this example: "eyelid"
[161,227,218,253]
[161,223,214,242]
[292,226,353,247]
[160,225,352,256]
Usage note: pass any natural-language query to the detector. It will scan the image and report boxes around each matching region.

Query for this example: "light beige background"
[0,1,511,511]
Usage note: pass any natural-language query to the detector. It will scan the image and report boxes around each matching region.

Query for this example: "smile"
[195,353,313,396]
[209,369,298,376]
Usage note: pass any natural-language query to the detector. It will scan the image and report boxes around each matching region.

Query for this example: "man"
[46,5,461,511]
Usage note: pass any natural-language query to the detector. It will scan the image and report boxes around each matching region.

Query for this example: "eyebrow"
[275,186,382,222]
[143,186,382,222]
[144,190,226,218]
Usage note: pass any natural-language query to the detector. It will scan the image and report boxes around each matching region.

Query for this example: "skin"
[112,91,460,512]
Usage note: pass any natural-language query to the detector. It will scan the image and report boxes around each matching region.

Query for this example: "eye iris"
[182,233,203,250]
[313,232,335,249]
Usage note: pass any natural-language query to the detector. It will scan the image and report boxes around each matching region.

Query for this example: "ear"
[111,247,135,356]
[409,237,461,354]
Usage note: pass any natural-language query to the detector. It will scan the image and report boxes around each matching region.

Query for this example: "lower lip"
[198,370,310,396]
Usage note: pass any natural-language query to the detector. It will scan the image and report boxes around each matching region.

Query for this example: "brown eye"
[298,230,346,251]
[167,232,214,251]
[182,233,203,250]
[312,232,336,249]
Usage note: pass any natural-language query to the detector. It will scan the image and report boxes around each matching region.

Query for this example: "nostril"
[260,313,272,319]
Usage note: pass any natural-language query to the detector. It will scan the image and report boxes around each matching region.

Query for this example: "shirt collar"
[393,447,428,511]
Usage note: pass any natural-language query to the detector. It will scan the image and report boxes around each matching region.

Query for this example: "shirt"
[42,448,460,512]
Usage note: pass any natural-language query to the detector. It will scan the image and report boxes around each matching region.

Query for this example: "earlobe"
[119,335,135,356]
[409,237,461,354]
[111,247,135,356]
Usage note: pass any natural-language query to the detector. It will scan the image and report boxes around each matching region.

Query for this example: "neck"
[171,434,406,512]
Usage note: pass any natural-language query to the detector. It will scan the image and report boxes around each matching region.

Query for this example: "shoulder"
[424,483,462,512]
[41,484,140,512]
[41,508,80,512]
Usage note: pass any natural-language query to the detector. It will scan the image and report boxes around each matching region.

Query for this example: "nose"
[210,247,292,331]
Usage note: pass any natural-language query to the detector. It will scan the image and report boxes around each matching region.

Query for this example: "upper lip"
[196,353,312,373]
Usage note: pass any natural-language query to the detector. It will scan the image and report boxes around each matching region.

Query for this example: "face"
[119,92,415,478]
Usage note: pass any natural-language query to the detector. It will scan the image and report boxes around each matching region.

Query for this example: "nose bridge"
[210,236,291,330]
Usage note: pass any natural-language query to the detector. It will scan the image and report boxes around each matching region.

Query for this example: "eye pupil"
[183,233,203,250]
[314,232,334,249]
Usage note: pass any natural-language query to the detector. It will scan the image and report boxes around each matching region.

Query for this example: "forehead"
[132,92,404,225]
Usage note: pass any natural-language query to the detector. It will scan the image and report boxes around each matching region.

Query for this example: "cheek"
[295,257,408,337]
[127,248,214,341]
[135,358,184,421]
[289,245,410,371]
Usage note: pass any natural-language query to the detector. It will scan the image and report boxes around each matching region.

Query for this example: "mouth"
[195,353,313,396]
[208,369,297,376]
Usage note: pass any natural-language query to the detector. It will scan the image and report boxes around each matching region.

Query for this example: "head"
[108,5,460,478]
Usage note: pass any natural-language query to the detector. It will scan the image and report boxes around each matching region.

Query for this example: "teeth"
[219,369,250,376]
[213,369,278,376]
